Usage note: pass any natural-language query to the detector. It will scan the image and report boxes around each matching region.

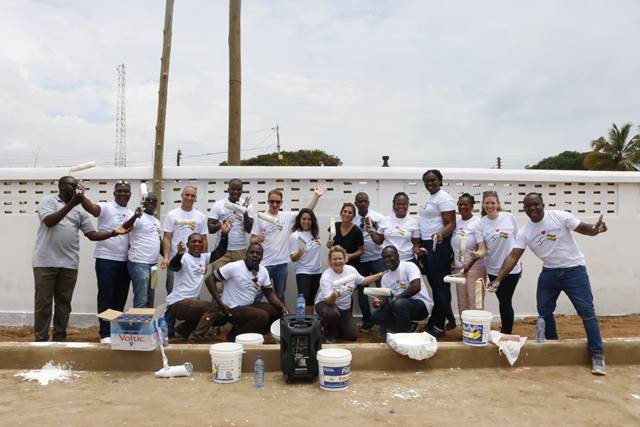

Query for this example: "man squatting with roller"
[488,193,608,375]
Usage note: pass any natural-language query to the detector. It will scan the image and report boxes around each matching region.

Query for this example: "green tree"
[583,123,640,171]
[219,149,342,166]
[526,151,587,170]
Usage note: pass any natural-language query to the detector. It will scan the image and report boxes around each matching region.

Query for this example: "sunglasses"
[268,199,282,205]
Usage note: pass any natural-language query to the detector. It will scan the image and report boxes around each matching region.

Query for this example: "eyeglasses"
[268,199,282,205]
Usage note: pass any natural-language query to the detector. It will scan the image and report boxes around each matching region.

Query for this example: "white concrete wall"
[1,166,639,327]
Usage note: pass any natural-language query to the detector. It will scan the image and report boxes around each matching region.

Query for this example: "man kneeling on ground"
[166,225,228,343]
[371,246,434,334]
[211,244,288,342]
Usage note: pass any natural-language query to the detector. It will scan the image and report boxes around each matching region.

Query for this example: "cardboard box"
[97,307,163,351]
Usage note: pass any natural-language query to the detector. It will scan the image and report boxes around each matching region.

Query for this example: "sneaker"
[100,337,111,344]
[360,324,373,333]
[445,321,457,331]
[591,355,607,375]
[426,326,444,339]
[372,327,387,339]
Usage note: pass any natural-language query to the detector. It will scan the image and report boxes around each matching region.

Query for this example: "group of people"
[32,170,609,375]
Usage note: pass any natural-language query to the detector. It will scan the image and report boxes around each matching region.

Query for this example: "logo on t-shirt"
[397,281,407,289]
[394,226,407,236]
[191,264,206,276]
[175,219,197,231]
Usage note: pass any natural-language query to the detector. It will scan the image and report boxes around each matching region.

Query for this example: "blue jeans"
[254,263,288,304]
[95,258,130,339]
[354,258,385,328]
[127,261,155,308]
[371,298,429,333]
[537,265,604,356]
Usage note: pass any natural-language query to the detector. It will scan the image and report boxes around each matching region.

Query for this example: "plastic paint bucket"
[461,310,492,347]
[235,333,264,346]
[270,319,280,342]
[209,343,243,383]
[317,348,352,391]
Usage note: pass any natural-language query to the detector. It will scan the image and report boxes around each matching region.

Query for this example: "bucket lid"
[461,310,492,317]
[235,333,264,344]
[209,342,243,353]
[270,320,280,337]
[317,348,352,359]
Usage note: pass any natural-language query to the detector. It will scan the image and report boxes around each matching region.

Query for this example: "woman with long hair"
[289,208,322,313]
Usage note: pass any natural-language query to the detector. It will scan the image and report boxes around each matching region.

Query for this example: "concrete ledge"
[2,338,639,373]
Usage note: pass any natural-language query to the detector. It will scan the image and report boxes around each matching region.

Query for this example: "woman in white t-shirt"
[314,246,383,343]
[475,191,522,334]
[449,193,486,317]
[289,208,322,313]
[369,192,421,262]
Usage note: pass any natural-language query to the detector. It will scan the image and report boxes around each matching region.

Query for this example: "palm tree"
[583,123,640,171]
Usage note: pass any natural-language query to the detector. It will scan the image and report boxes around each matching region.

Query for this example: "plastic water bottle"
[158,318,169,347]
[254,355,265,388]
[296,293,306,319]
[536,317,545,343]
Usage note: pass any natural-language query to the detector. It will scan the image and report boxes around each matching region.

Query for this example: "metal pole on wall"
[152,0,175,218]
[227,0,241,165]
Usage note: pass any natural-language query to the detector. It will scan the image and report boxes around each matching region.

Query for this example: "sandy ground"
[3,365,640,426]
[2,314,640,344]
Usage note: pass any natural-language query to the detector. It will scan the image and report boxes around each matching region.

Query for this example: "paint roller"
[443,275,466,285]
[153,320,193,379]
[332,274,357,287]
[224,201,247,215]
[474,278,485,310]
[329,217,337,240]
[459,234,467,263]
[296,236,307,251]
[258,212,283,230]
[68,161,96,173]
[363,287,392,297]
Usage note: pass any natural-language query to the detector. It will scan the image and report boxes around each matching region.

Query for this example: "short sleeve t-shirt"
[315,265,364,311]
[128,213,162,264]
[219,261,272,309]
[450,215,484,269]
[166,252,211,305]
[418,190,456,239]
[32,196,96,269]
[251,210,297,266]
[514,210,585,268]
[332,222,364,265]
[208,197,255,251]
[377,215,420,262]
[94,201,133,261]
[163,207,208,259]
[477,212,522,276]
[354,209,384,262]
[289,230,322,275]
[381,261,434,313]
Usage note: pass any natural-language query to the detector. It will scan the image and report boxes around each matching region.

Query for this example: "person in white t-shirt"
[369,192,421,263]
[474,190,522,335]
[489,193,608,375]
[166,226,228,343]
[449,193,486,317]
[353,192,385,332]
[289,208,322,313]
[126,195,162,308]
[82,181,135,342]
[314,246,383,343]
[212,243,289,342]
[207,178,255,271]
[416,169,457,338]
[370,245,433,334]
[159,185,209,336]
[251,186,325,303]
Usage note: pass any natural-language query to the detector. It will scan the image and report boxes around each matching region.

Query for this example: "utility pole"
[496,156,502,169]
[152,0,175,218]
[275,124,283,160]
[176,149,182,166]
[227,0,241,165]
[115,64,127,167]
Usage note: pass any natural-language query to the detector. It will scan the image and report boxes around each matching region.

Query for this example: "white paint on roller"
[631,394,640,400]
[140,183,148,198]
[332,274,357,287]
[443,275,466,285]
[474,278,485,310]
[15,361,76,385]
[329,217,336,240]
[363,287,392,297]
[64,343,95,348]
[257,212,283,230]
[224,201,247,214]
[68,161,96,172]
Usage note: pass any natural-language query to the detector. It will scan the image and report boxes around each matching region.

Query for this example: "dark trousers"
[95,258,130,339]
[488,273,521,334]
[33,267,78,341]
[168,298,221,343]
[371,298,429,333]
[353,258,384,328]
[315,301,358,341]
[225,302,282,342]
[296,273,321,306]
[421,237,453,332]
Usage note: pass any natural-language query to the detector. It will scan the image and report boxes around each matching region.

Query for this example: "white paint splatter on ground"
[15,361,76,385]
[64,343,95,348]
[391,388,421,400]
[631,394,640,400]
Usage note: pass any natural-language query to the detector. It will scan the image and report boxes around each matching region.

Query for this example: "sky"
[1,0,639,169]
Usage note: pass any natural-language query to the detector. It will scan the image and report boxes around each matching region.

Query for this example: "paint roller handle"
[486,279,500,293]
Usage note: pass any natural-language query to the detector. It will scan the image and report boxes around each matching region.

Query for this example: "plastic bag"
[386,332,438,361]
[489,330,527,366]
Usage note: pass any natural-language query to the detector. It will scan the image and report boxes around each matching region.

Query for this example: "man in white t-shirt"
[207,178,255,271]
[353,192,385,332]
[160,185,208,336]
[489,193,608,375]
[212,244,289,341]
[83,181,135,342]
[371,246,433,333]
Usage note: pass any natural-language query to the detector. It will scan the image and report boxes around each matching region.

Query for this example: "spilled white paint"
[15,361,76,385]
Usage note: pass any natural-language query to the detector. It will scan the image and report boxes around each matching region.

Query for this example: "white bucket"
[461,310,492,347]
[209,342,243,383]
[317,348,352,391]
[235,333,264,346]
[270,320,280,342]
